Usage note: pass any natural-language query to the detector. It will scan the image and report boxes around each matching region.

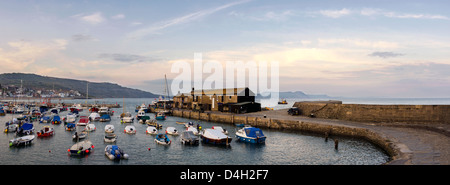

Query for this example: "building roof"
[191,87,255,96]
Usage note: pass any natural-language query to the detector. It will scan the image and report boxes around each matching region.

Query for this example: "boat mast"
[165,74,170,99]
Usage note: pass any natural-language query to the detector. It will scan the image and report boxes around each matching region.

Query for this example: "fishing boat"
[278,99,288,104]
[201,129,232,145]
[52,115,61,124]
[235,127,266,144]
[124,125,136,134]
[105,124,115,133]
[86,123,96,132]
[40,116,51,123]
[120,112,134,123]
[186,126,200,136]
[212,126,228,135]
[68,140,94,156]
[136,110,146,120]
[146,119,162,129]
[155,133,171,145]
[9,135,35,147]
[76,116,90,126]
[89,113,100,121]
[65,123,76,131]
[16,123,34,136]
[105,145,128,160]
[180,131,199,145]
[72,130,87,140]
[4,122,18,133]
[99,114,111,122]
[146,126,157,135]
[166,127,179,136]
[99,107,113,116]
[155,112,166,120]
[104,133,117,143]
[37,126,54,137]
[138,115,150,124]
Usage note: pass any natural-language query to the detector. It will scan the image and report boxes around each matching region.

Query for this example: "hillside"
[257,91,331,99]
[0,73,158,98]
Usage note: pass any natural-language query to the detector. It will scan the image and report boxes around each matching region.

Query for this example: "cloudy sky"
[1,0,449,98]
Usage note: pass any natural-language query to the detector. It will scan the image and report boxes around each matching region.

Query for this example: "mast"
[164,74,170,99]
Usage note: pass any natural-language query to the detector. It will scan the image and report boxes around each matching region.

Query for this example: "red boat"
[37,126,55,137]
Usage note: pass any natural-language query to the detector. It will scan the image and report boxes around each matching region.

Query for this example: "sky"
[0,0,449,98]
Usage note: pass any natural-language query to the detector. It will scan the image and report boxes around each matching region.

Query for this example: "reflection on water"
[0,98,389,165]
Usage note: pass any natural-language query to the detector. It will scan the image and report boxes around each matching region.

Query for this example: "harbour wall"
[172,110,401,162]
[293,102,450,124]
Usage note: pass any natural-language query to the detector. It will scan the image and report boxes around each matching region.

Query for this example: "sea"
[3,97,441,165]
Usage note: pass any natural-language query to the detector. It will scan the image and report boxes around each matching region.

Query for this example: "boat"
[235,127,266,144]
[105,124,115,133]
[65,123,76,131]
[136,110,146,120]
[135,103,148,113]
[201,129,232,145]
[16,123,34,136]
[124,125,136,134]
[65,113,77,123]
[138,116,151,124]
[0,107,5,116]
[9,135,35,147]
[40,116,51,123]
[99,107,113,116]
[186,126,200,136]
[104,133,117,143]
[105,145,128,160]
[86,123,96,132]
[4,122,18,133]
[76,116,90,126]
[155,133,171,145]
[72,130,87,140]
[278,99,288,104]
[68,140,94,156]
[89,113,100,121]
[166,127,179,136]
[180,131,199,145]
[146,126,158,135]
[37,126,54,137]
[155,112,166,120]
[184,122,202,130]
[120,112,134,123]
[52,115,61,124]
[212,126,228,135]
[146,119,162,129]
[99,114,111,122]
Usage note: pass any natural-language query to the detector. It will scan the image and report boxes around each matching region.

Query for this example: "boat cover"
[100,114,111,119]
[202,129,228,139]
[67,123,76,128]
[20,123,33,130]
[53,116,61,121]
[244,127,264,138]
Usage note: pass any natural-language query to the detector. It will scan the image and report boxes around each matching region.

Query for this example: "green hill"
[0,73,158,98]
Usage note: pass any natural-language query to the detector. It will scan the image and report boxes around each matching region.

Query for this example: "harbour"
[1,98,390,165]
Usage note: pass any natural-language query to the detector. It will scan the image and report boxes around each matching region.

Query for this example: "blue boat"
[17,123,34,136]
[65,123,76,131]
[0,107,5,116]
[155,112,166,120]
[52,115,61,124]
[40,116,51,123]
[235,127,266,144]
[99,114,111,122]
[154,133,171,145]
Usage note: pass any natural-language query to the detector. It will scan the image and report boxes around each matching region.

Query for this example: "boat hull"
[201,136,232,145]
[236,135,266,144]
[155,116,165,120]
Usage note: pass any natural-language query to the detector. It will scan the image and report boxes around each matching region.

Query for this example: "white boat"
[68,140,93,155]
[201,129,232,145]
[105,145,128,160]
[212,126,228,135]
[76,116,90,126]
[180,131,199,145]
[89,113,100,121]
[105,124,115,133]
[155,133,171,145]
[186,126,200,136]
[146,126,158,135]
[86,123,96,132]
[66,113,77,123]
[9,135,35,147]
[104,133,117,143]
[166,127,179,136]
[4,123,18,133]
[120,112,134,123]
[235,127,266,144]
[72,130,87,140]
[124,125,136,134]
[99,107,113,116]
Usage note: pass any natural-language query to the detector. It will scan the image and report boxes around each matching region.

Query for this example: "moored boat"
[9,135,35,147]
[180,131,199,145]
[155,112,166,120]
[212,126,228,135]
[201,129,232,145]
[52,115,61,124]
[165,126,179,136]
[68,140,94,156]
[89,113,100,121]
[65,123,76,131]
[124,125,136,134]
[99,114,111,122]
[37,126,54,137]
[155,133,171,145]
[104,133,117,143]
[76,116,90,126]
[146,126,157,135]
[86,123,96,132]
[105,145,128,160]
[186,126,200,136]
[105,124,115,133]
[235,127,266,144]
[120,112,134,123]
[16,123,34,136]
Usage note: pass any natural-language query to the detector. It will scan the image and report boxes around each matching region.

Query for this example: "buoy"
[148,148,151,151]
[49,150,51,153]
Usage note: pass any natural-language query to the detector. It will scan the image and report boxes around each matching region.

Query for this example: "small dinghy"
[52,115,61,124]
[146,119,162,129]
[201,129,232,146]
[68,140,94,156]
[146,126,157,135]
[166,127,179,136]
[9,135,35,147]
[86,123,96,132]
[180,131,199,145]
[235,127,266,144]
[37,126,54,137]
[155,133,171,145]
[65,123,76,131]
[105,124,115,133]
[212,126,228,135]
[120,112,134,123]
[105,145,129,160]
[104,133,117,143]
[186,126,200,136]
[72,130,87,140]
[124,125,136,134]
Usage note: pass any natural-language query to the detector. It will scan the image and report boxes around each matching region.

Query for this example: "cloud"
[98,53,156,63]
[368,51,404,58]
[111,14,125,20]
[319,8,351,18]
[126,0,250,39]
[72,12,105,24]
[71,34,98,42]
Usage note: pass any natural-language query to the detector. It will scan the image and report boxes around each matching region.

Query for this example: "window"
[229,96,232,100]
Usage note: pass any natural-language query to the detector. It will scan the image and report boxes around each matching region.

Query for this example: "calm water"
[1,98,389,165]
